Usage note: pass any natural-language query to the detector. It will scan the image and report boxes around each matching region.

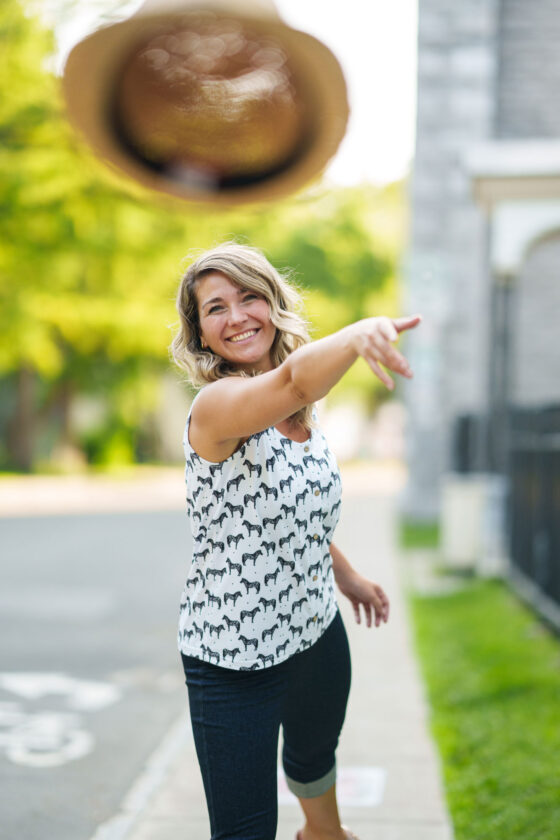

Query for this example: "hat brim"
[62,9,349,205]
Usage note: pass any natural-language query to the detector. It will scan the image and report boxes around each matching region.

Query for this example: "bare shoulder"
[187,382,243,463]
[189,367,307,458]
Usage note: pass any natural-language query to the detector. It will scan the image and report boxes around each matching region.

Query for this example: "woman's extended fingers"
[362,319,414,389]
[368,358,396,390]
[351,313,422,390]
[393,314,423,333]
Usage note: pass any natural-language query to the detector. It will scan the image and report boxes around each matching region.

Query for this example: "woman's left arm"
[329,542,390,628]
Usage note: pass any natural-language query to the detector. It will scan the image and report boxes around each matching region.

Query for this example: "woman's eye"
[208,295,256,314]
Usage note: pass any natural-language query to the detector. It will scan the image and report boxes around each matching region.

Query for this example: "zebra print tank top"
[177,392,343,670]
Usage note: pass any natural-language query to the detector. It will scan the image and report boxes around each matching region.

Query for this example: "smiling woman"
[168,240,418,840]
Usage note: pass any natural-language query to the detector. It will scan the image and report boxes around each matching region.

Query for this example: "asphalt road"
[0,510,192,840]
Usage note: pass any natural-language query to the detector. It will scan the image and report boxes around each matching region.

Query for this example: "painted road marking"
[0,673,121,710]
[0,672,121,768]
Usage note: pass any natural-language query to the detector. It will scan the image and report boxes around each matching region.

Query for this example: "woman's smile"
[227,328,260,343]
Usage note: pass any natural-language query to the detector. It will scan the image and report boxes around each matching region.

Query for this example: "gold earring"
[200,337,206,348]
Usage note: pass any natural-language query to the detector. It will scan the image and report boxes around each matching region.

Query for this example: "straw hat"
[62,0,349,205]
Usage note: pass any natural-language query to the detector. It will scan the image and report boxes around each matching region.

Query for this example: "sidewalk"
[0,461,405,517]
[91,469,454,840]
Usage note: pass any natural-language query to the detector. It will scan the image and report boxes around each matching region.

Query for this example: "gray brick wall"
[402,0,499,518]
[496,0,560,137]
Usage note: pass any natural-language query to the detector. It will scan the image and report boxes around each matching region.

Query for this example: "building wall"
[496,0,560,137]
[402,0,500,518]
[404,0,560,519]
[496,1,560,410]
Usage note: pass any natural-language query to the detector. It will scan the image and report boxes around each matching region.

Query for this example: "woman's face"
[196,271,277,374]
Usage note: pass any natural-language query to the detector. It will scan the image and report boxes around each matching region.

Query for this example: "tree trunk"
[54,379,74,447]
[6,366,36,472]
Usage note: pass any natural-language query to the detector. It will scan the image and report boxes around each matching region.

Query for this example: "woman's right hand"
[348,314,422,391]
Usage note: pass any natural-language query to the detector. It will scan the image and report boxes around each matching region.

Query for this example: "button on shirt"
[178,398,343,670]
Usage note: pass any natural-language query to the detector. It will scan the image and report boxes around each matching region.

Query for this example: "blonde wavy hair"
[170,241,316,432]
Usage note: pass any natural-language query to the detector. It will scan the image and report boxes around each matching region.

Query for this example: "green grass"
[409,579,560,840]
[398,518,439,550]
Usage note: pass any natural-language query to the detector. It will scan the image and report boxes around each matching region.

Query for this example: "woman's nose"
[227,303,247,324]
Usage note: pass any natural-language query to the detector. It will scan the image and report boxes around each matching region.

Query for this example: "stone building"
[402,0,560,515]
[401,1,560,620]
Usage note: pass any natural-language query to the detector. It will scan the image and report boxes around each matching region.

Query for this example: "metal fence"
[451,405,560,628]
[507,405,560,627]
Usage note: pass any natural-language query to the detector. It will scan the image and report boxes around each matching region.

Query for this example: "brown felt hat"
[62,0,349,205]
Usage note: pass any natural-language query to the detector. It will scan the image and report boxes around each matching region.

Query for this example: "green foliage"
[82,425,135,467]
[410,580,560,840]
[274,190,392,321]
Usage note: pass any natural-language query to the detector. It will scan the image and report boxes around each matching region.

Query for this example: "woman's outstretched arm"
[192,314,421,447]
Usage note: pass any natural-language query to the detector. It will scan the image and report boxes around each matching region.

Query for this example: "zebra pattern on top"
[178,393,343,670]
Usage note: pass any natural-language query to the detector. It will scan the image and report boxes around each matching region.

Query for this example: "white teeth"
[228,330,257,343]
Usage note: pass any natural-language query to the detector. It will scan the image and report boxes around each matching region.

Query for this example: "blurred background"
[1,0,415,476]
[2,3,560,840]
[2,0,558,624]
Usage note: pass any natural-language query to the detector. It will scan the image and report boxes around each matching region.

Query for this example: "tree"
[0,0,197,468]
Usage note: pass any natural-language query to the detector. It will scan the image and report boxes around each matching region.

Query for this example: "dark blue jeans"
[181,608,351,840]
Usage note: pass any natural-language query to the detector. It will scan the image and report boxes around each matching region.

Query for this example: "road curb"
[88,714,190,840]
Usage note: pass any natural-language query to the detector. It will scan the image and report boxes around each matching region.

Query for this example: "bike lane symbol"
[0,672,121,768]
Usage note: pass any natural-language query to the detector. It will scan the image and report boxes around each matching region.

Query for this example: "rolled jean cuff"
[284,763,336,799]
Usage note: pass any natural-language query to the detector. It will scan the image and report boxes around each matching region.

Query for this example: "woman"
[170,242,421,840]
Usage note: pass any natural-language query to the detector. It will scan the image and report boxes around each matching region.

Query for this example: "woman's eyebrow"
[202,296,223,310]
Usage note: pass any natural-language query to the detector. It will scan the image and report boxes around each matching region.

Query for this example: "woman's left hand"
[337,572,390,628]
